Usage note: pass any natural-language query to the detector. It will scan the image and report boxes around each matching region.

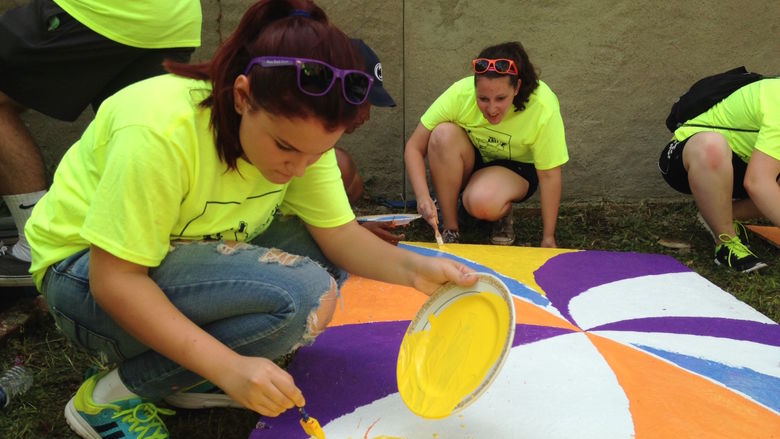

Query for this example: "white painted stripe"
[569,272,774,330]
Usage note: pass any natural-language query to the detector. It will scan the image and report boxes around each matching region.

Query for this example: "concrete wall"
[3,0,779,203]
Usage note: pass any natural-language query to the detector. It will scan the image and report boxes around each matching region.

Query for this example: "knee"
[428,123,461,158]
[686,133,731,171]
[307,277,338,336]
[462,190,504,220]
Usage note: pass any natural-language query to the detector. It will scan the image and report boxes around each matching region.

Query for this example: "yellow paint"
[300,416,325,439]
[407,242,577,295]
[397,292,509,418]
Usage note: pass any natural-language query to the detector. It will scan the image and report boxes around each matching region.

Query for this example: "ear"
[233,74,251,114]
[513,79,522,96]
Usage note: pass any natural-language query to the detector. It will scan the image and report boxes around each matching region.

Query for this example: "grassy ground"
[0,199,777,438]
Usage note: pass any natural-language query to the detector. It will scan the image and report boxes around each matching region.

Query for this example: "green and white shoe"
[65,372,174,439]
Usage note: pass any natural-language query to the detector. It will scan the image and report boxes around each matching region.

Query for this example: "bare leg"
[732,199,763,222]
[463,167,528,221]
[682,132,736,243]
[427,123,475,232]
[0,92,47,195]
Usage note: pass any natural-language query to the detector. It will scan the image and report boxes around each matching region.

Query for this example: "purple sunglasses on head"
[244,56,374,105]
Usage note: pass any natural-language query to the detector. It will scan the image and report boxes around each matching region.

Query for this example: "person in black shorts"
[0,0,201,286]
[404,41,568,247]
[658,78,779,273]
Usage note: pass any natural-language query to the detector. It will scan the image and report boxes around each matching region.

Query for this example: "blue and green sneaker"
[64,372,174,439]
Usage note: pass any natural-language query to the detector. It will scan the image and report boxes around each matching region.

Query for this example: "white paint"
[569,272,774,330]
[322,333,635,439]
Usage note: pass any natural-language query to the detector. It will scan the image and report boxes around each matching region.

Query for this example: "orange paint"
[512,298,580,331]
[330,276,425,326]
[747,225,780,248]
[587,333,780,438]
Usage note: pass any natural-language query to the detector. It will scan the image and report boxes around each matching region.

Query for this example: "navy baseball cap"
[352,39,396,107]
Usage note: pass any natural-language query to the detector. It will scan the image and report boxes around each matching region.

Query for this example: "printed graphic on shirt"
[175,191,282,241]
[467,127,514,160]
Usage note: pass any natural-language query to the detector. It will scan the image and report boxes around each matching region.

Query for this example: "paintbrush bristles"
[435,231,444,246]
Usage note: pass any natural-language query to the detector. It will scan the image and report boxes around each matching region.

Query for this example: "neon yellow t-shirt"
[26,75,354,287]
[53,0,201,48]
[674,78,780,163]
[420,77,568,170]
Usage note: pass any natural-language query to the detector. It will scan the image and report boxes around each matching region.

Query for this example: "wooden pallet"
[747,225,780,248]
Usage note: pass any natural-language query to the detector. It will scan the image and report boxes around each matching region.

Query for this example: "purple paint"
[262,321,407,438]
[256,321,578,438]
[590,316,780,346]
[513,324,576,346]
[534,251,690,324]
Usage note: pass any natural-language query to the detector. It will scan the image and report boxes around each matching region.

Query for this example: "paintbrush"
[433,218,444,247]
[299,406,326,439]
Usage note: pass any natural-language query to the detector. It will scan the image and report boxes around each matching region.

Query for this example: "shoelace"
[718,234,756,261]
[733,220,749,244]
[0,241,7,256]
[114,402,175,439]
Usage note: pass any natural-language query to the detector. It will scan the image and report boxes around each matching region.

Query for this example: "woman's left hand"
[411,257,477,296]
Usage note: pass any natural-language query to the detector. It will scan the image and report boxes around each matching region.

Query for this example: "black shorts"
[0,0,194,121]
[659,137,749,199]
[473,147,539,202]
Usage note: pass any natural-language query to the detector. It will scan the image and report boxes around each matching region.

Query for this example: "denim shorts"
[40,215,344,399]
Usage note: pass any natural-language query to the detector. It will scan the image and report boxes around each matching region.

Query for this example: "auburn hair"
[166,0,361,170]
[474,41,539,112]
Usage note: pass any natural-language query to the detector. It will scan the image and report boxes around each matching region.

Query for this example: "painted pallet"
[251,243,779,439]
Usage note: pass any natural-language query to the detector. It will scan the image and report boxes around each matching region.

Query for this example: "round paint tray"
[355,213,421,226]
[396,272,515,419]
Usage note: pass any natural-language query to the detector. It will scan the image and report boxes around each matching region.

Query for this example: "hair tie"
[289,9,311,18]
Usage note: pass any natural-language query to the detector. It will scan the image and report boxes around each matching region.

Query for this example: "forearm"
[315,222,420,285]
[405,147,431,200]
[745,151,780,226]
[538,168,562,241]
[749,184,780,226]
[404,123,433,200]
[312,222,476,296]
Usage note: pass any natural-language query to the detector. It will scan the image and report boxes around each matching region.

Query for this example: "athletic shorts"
[473,147,539,202]
[0,0,195,121]
[658,137,749,199]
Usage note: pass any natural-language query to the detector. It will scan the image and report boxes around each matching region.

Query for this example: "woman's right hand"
[222,355,305,417]
[417,196,438,228]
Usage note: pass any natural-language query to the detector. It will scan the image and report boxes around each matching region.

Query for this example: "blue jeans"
[40,216,346,400]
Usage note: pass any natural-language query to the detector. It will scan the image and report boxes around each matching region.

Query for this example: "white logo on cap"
[374,63,383,82]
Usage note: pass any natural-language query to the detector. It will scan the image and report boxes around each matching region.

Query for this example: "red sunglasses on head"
[473,58,518,75]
